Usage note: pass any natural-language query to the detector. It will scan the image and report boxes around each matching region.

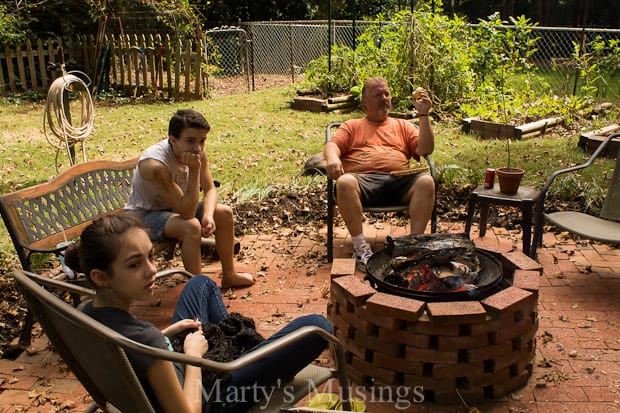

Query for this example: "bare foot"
[221,272,255,289]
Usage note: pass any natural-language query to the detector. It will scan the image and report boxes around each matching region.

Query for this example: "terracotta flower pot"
[496,167,524,195]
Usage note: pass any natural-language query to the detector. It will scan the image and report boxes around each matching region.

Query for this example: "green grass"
[0,86,617,272]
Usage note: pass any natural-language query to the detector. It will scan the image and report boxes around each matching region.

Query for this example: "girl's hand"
[161,318,201,337]
[184,330,208,357]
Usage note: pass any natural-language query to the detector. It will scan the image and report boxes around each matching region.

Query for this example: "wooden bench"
[0,157,177,346]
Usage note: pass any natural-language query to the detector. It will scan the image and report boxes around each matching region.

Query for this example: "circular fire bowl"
[365,248,505,302]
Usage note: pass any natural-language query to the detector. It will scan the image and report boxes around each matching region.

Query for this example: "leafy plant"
[437,164,467,188]
[303,44,358,96]
[298,7,620,127]
[548,174,606,216]
[0,3,28,43]
[571,36,620,99]
[298,8,479,111]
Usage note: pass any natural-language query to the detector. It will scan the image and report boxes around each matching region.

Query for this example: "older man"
[323,77,435,271]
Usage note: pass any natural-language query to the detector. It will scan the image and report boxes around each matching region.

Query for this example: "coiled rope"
[43,71,95,170]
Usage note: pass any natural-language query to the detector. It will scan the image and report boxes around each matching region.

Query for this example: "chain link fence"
[204,27,251,96]
[201,21,619,100]
[531,27,620,97]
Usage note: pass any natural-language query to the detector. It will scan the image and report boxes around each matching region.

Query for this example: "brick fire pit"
[327,249,541,404]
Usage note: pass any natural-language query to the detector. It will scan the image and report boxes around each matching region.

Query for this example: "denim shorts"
[125,209,175,241]
[126,202,205,242]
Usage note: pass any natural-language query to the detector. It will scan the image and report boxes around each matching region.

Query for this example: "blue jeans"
[223,314,333,413]
[172,276,228,324]
[171,276,333,413]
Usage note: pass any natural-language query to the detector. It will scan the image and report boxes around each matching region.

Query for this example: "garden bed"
[462,116,563,139]
[579,123,620,158]
[291,93,416,119]
[291,93,357,113]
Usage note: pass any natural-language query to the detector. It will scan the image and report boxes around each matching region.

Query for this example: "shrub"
[297,7,617,120]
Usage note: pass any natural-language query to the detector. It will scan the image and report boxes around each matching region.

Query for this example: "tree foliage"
[1,0,617,42]
[0,0,101,42]
[450,0,619,29]
[0,3,29,43]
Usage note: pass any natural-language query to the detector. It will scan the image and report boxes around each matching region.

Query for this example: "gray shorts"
[353,172,425,206]
[126,202,204,242]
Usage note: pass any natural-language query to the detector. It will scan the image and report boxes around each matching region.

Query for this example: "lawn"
[0,85,617,273]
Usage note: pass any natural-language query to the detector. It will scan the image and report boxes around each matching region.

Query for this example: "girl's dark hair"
[168,109,210,139]
[64,213,148,285]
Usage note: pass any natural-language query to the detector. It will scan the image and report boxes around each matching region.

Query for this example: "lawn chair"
[531,132,620,259]
[12,269,351,413]
[326,122,438,262]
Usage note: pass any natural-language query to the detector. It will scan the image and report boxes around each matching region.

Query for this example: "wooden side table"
[464,185,541,257]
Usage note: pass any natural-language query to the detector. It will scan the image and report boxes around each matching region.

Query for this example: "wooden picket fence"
[0,33,205,101]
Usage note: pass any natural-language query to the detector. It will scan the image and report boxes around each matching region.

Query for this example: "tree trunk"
[534,0,543,24]
[501,0,515,20]
[578,0,590,27]
[534,0,558,25]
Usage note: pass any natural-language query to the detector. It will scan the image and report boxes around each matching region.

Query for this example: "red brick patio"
[0,219,619,412]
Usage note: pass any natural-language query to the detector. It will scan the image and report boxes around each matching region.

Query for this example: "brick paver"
[1,220,619,412]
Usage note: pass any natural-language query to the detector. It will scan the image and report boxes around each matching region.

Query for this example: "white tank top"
[125,138,189,211]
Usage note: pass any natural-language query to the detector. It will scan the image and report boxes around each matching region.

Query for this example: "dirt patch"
[0,184,464,357]
[0,181,585,357]
[208,73,298,97]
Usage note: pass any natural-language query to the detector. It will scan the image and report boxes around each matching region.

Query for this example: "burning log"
[384,247,481,293]
[383,233,475,257]
[366,233,504,301]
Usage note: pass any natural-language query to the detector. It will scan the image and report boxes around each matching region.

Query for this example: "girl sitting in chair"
[64,213,332,413]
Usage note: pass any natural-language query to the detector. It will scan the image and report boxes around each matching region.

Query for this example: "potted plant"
[496,137,524,194]
[495,64,524,195]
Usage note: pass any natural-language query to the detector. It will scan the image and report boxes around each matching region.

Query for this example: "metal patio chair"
[531,132,620,258]
[325,122,438,262]
[12,269,351,413]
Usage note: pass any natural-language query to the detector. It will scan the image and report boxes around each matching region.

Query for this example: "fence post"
[175,37,182,100]
[572,27,587,96]
[126,33,131,89]
[194,38,203,99]
[6,41,17,92]
[165,34,173,100]
[37,39,48,87]
[288,23,294,83]
[0,44,6,94]
[116,35,123,89]
[184,38,192,100]
[140,34,149,92]
[147,34,155,91]
[131,34,138,91]
[242,29,251,93]
[26,39,38,90]
[246,24,256,91]
[154,34,164,97]
[16,43,26,91]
